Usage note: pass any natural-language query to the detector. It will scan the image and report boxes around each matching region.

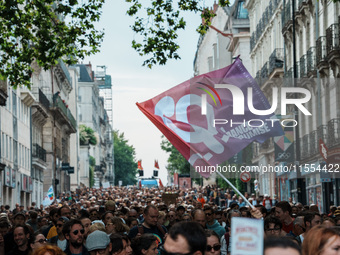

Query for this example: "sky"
[85,1,218,185]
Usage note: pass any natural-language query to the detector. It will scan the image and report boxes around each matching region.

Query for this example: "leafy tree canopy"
[79,124,97,145]
[126,0,230,68]
[113,130,138,186]
[0,0,104,88]
[161,135,190,174]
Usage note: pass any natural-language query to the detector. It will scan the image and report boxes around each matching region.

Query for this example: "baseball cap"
[86,230,110,251]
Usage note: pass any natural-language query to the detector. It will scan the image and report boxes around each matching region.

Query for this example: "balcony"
[301,134,309,159]
[317,125,328,145]
[300,55,307,78]
[307,47,317,75]
[54,59,72,93]
[328,118,340,148]
[261,62,268,79]
[284,67,293,87]
[0,78,8,106]
[250,32,256,52]
[20,87,36,107]
[269,48,284,76]
[309,130,318,156]
[316,36,328,70]
[282,1,292,33]
[32,143,46,162]
[51,95,77,133]
[326,23,340,65]
[31,88,50,124]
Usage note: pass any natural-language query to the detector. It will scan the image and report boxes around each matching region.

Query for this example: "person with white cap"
[86,230,112,255]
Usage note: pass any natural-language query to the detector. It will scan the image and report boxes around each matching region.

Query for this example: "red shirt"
[282,220,294,234]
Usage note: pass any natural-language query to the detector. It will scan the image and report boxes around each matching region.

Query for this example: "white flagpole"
[216,171,254,209]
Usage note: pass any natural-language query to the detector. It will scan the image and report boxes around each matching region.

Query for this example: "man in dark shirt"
[128,205,167,243]
[63,219,89,255]
[7,224,32,255]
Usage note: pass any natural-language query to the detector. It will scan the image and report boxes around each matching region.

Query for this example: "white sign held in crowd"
[231,217,264,255]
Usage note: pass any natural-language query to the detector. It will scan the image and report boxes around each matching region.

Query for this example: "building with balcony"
[245,0,340,212]
[76,63,114,188]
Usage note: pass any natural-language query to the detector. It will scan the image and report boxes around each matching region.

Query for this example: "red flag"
[137,59,283,177]
[154,160,159,169]
[159,178,164,188]
[137,160,143,170]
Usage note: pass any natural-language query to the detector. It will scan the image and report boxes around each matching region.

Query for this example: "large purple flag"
[137,58,283,177]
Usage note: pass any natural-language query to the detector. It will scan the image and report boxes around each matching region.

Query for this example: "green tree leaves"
[113,130,138,186]
[0,0,104,88]
[160,135,190,174]
[126,0,230,68]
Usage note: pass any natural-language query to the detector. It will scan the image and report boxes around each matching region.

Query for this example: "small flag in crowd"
[137,58,283,177]
[42,185,55,207]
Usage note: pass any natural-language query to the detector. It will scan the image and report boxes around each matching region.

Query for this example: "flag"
[159,178,164,188]
[137,58,283,177]
[42,185,55,207]
[137,160,143,170]
[155,160,159,169]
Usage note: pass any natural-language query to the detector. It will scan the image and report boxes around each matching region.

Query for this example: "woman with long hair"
[302,225,340,255]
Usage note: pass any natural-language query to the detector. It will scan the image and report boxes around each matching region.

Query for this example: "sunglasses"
[56,224,63,228]
[72,229,85,235]
[35,238,47,244]
[205,213,213,216]
[159,245,193,255]
[206,245,221,252]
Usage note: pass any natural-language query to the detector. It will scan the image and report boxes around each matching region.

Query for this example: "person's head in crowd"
[86,230,112,255]
[264,237,301,255]
[291,216,305,238]
[204,230,221,255]
[304,211,321,232]
[58,205,71,219]
[302,226,340,255]
[203,206,215,225]
[168,210,177,225]
[291,206,298,217]
[214,211,223,225]
[192,209,206,228]
[334,216,340,226]
[56,216,69,237]
[163,221,206,255]
[37,215,49,229]
[229,203,239,210]
[227,209,241,227]
[80,217,92,239]
[106,216,128,235]
[295,202,303,213]
[321,217,335,228]
[102,211,115,225]
[176,205,185,218]
[110,233,127,255]
[239,207,251,218]
[89,208,100,221]
[62,219,85,251]
[122,234,133,255]
[31,245,65,255]
[131,233,159,255]
[275,201,292,222]
[143,205,159,228]
[13,224,33,252]
[309,204,319,213]
[158,211,166,226]
[13,212,26,225]
[264,216,282,237]
[78,208,90,219]
[49,208,59,225]
[126,217,138,229]
[255,205,268,218]
[0,219,10,237]
[30,232,47,252]
[89,222,106,235]
[128,209,139,218]
[182,213,192,222]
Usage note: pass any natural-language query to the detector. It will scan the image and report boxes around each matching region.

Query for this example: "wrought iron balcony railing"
[317,125,328,145]
[261,62,268,78]
[316,36,327,64]
[326,23,340,55]
[307,47,316,73]
[300,55,307,77]
[309,130,318,156]
[269,48,284,75]
[32,143,46,162]
[328,118,340,147]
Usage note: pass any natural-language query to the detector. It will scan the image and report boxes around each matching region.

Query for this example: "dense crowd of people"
[0,185,339,255]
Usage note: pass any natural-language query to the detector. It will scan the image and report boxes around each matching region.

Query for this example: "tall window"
[237,1,248,19]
